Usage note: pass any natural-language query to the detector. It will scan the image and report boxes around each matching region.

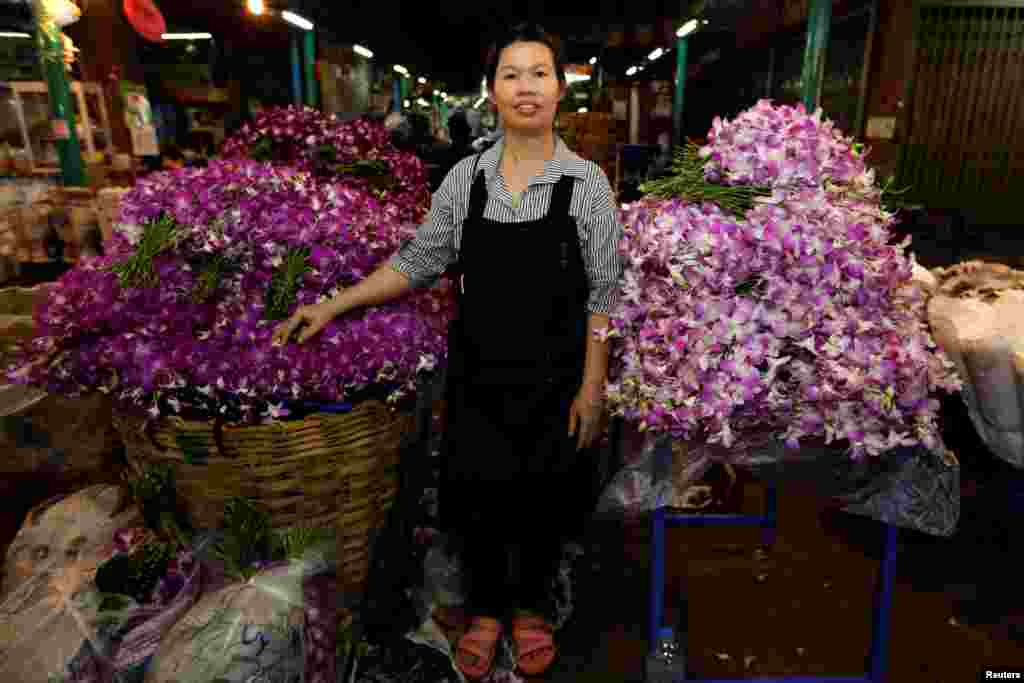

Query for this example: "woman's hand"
[271,301,339,346]
[568,381,605,452]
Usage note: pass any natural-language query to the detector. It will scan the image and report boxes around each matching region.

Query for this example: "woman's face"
[490,41,565,134]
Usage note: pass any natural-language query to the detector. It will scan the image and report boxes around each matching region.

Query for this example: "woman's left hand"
[569,382,605,452]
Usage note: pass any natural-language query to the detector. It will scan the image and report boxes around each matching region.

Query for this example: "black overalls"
[440,154,596,618]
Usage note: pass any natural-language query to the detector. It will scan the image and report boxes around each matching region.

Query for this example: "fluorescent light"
[578,107,588,113]
[441,92,447,98]
[566,73,591,84]
[353,44,373,58]
[281,10,314,31]
[677,19,699,37]
[247,0,264,15]
[162,33,213,40]
[474,96,485,108]
[649,48,664,61]
[417,98,430,107]
[589,56,597,65]
[418,76,426,84]
[703,19,709,24]
[403,99,410,108]
[433,89,440,96]
[626,66,637,76]
[0,32,31,39]
[638,65,645,72]
[393,64,408,76]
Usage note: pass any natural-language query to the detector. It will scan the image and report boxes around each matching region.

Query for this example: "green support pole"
[672,36,688,149]
[291,35,303,106]
[33,14,85,185]
[303,30,317,108]
[800,0,832,112]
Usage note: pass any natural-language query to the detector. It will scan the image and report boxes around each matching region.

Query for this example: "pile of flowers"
[221,106,430,225]
[603,100,961,459]
[4,123,454,423]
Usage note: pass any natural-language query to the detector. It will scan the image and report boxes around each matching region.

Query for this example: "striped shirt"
[389,135,624,314]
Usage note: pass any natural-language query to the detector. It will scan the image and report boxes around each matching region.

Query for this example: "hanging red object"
[123,0,166,43]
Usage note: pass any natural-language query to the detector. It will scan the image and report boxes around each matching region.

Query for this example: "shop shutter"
[900,3,1024,217]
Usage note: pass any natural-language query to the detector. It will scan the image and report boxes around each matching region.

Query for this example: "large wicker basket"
[112,400,414,593]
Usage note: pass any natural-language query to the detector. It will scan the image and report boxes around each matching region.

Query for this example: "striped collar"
[477,134,589,188]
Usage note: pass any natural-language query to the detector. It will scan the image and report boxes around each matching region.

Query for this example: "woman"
[272,23,623,679]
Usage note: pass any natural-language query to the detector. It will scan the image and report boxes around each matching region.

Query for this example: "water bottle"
[645,626,685,682]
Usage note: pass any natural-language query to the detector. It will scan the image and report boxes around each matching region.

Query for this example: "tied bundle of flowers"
[4,158,455,424]
[221,105,430,225]
[605,100,961,460]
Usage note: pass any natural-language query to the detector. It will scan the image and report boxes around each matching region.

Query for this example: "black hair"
[485,22,566,89]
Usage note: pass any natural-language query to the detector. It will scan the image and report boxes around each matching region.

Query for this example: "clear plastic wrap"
[595,428,960,537]
[145,532,337,683]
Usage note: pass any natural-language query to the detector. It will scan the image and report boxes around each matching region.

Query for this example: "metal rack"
[643,436,898,683]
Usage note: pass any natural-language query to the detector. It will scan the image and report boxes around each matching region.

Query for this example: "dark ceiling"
[1,0,753,93]
[160,0,746,93]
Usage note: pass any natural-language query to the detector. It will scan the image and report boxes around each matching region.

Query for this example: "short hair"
[485,22,566,88]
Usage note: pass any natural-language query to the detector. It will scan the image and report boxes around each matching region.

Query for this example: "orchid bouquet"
[604,100,961,460]
[4,145,454,424]
[221,106,431,225]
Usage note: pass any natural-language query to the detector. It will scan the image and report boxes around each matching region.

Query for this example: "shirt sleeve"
[388,165,460,289]
[580,167,624,315]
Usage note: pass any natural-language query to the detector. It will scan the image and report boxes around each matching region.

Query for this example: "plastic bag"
[929,290,1024,468]
[144,532,337,683]
[0,485,142,682]
[596,428,961,537]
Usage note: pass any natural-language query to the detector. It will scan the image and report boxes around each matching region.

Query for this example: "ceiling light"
[418,77,426,84]
[626,66,637,76]
[246,0,264,15]
[433,89,440,96]
[417,98,430,107]
[0,32,31,39]
[589,56,597,65]
[566,73,591,84]
[162,33,213,40]
[474,97,485,108]
[677,19,699,37]
[578,107,588,113]
[393,64,408,76]
[403,99,410,108]
[703,19,710,24]
[353,44,373,58]
[648,48,664,61]
[281,10,314,31]
[441,92,447,99]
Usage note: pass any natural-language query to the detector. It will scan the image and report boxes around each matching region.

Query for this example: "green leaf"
[98,594,131,612]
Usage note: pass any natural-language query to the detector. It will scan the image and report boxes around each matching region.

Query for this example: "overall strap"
[466,153,487,221]
[548,174,576,220]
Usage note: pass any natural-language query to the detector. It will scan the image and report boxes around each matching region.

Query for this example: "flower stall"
[4,104,454,580]
[597,100,962,537]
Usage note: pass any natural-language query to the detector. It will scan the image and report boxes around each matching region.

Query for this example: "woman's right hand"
[271,300,339,346]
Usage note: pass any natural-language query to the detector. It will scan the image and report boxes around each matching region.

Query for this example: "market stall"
[0,105,454,682]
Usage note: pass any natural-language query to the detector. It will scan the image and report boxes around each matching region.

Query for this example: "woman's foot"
[512,611,557,676]
[455,616,502,680]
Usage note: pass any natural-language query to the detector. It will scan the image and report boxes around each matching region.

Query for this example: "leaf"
[98,594,131,612]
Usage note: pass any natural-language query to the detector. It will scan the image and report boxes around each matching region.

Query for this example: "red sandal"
[456,616,502,680]
[512,613,558,676]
